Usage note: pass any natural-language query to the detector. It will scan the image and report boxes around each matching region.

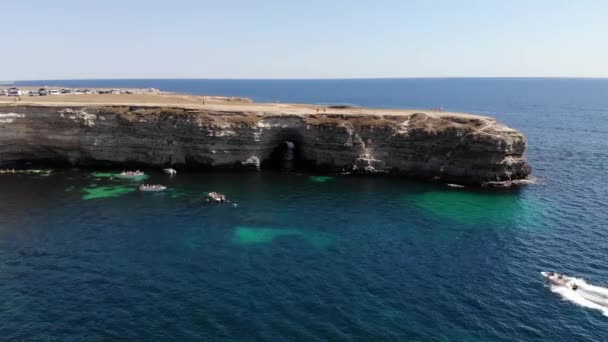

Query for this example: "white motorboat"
[140,184,166,192]
[542,272,608,306]
[163,168,177,175]
[119,171,146,178]
[541,272,572,287]
[208,192,226,203]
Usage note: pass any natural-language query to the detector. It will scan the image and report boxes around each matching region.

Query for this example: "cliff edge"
[0,100,531,186]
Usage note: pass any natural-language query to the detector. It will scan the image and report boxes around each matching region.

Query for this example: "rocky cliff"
[0,105,531,186]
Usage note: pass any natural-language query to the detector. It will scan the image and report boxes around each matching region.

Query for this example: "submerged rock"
[0,105,531,186]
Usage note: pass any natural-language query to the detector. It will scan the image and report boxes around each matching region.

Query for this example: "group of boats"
[3,166,231,203]
[122,169,174,191]
[122,169,168,192]
[121,168,176,177]
[125,169,230,204]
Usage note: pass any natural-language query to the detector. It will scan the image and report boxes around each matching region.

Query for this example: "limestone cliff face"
[0,105,530,185]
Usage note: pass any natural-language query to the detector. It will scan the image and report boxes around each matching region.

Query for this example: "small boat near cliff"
[119,170,146,178]
[0,169,52,175]
[140,184,166,192]
[0,169,17,174]
[163,168,177,175]
[208,192,227,203]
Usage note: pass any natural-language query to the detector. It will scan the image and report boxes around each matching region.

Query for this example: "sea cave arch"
[260,129,313,171]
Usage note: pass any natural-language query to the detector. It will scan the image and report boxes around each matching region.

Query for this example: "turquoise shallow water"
[3,78,608,340]
[0,170,602,341]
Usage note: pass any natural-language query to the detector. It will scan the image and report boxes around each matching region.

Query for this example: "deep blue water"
[3,78,608,341]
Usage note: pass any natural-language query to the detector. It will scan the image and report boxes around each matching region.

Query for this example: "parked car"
[0,89,7,96]
[48,89,60,95]
[28,90,39,96]
[7,87,22,96]
[38,88,48,96]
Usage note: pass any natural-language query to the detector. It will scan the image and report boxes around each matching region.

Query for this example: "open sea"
[3,78,608,341]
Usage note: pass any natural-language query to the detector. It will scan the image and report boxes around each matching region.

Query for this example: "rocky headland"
[0,93,531,186]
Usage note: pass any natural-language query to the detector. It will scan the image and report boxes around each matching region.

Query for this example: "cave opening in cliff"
[262,140,307,172]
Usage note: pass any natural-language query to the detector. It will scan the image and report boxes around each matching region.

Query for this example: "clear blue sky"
[3,0,607,80]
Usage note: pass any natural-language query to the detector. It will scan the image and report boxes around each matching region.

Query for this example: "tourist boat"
[163,168,177,175]
[119,170,145,178]
[541,272,572,287]
[208,192,226,203]
[0,169,18,173]
[139,184,166,192]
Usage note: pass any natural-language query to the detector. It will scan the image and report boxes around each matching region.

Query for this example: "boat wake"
[547,276,608,316]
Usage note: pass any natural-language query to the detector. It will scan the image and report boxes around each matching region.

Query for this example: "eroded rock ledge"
[0,105,531,186]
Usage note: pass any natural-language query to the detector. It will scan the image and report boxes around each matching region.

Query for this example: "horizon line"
[4,76,608,83]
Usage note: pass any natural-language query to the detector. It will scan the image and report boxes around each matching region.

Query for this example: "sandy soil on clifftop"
[0,92,485,119]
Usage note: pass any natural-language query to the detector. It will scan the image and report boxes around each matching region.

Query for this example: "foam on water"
[548,277,608,316]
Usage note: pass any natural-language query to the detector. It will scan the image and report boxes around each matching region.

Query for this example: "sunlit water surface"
[2,78,608,341]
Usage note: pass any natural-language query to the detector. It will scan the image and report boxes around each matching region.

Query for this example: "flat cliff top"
[0,92,522,134]
[0,92,478,116]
